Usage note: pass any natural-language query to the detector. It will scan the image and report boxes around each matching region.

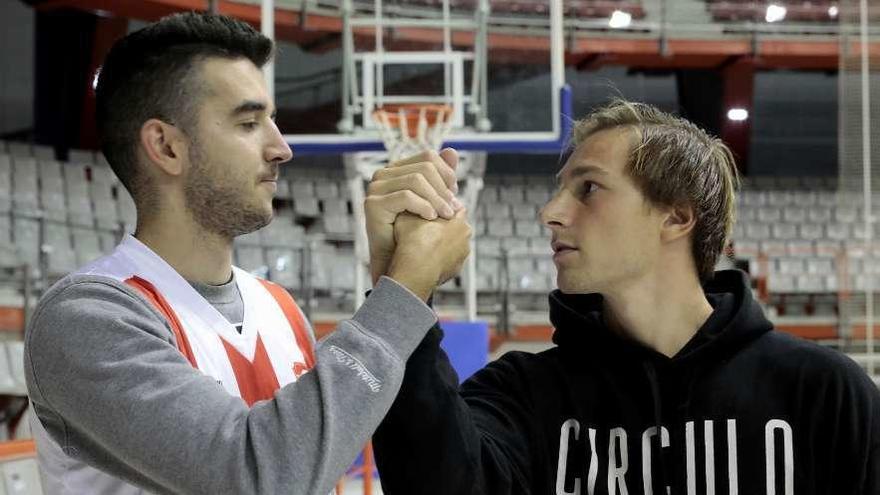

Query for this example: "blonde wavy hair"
[570,100,740,281]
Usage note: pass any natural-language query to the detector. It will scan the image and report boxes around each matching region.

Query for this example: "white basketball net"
[373,105,454,162]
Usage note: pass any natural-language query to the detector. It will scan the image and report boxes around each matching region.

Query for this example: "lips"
[551,241,577,253]
[552,240,578,263]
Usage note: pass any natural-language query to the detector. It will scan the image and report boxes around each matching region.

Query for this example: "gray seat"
[476,237,501,255]
[806,258,834,275]
[328,248,356,291]
[12,158,39,216]
[767,274,795,293]
[483,203,510,220]
[322,214,352,235]
[501,237,529,255]
[33,145,55,160]
[236,246,267,274]
[290,180,315,198]
[72,227,104,266]
[13,218,40,267]
[266,248,301,289]
[745,223,771,240]
[98,230,118,252]
[7,142,32,158]
[792,192,816,207]
[835,206,858,223]
[760,240,787,257]
[777,258,804,275]
[786,240,814,257]
[736,207,756,222]
[322,198,348,216]
[236,230,263,247]
[487,219,513,237]
[799,223,823,240]
[116,188,137,231]
[825,223,849,241]
[275,179,291,200]
[314,180,339,200]
[93,199,120,230]
[294,197,320,217]
[782,207,806,223]
[756,207,781,223]
[68,149,96,164]
[261,217,304,246]
[814,240,841,257]
[511,203,537,221]
[772,223,798,240]
[479,186,500,204]
[524,187,551,205]
[498,185,526,204]
[514,219,541,237]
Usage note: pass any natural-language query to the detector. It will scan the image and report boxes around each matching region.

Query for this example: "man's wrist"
[370,255,393,286]
[386,257,439,302]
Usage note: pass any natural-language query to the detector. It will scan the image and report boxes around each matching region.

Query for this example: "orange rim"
[373,104,453,137]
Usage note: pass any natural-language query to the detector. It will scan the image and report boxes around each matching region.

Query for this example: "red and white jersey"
[32,234,315,494]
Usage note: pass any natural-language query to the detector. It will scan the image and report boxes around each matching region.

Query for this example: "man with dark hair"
[373,100,880,494]
[25,12,470,494]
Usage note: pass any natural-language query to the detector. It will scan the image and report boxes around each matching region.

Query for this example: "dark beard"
[184,144,273,239]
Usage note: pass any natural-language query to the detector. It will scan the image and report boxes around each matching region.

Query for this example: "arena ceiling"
[25,0,877,70]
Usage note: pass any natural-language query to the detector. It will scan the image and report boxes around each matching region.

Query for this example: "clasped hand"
[364,148,472,301]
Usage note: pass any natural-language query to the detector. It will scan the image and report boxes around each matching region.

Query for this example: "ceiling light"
[766,4,787,23]
[727,108,749,122]
[608,10,632,29]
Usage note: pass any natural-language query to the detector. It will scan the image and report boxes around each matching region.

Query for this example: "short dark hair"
[95,12,273,203]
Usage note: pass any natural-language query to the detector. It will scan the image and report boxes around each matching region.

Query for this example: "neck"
[601,266,713,358]
[134,210,234,286]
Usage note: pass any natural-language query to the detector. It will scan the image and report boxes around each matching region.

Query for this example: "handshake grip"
[386,210,472,301]
[363,148,472,301]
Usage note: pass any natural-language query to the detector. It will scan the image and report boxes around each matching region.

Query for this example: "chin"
[556,274,596,294]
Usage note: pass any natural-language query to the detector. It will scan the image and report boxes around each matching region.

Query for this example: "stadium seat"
[511,203,537,221]
[266,248,302,289]
[72,227,104,266]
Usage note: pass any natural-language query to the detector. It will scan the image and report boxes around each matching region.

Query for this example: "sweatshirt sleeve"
[24,274,436,495]
[373,327,540,495]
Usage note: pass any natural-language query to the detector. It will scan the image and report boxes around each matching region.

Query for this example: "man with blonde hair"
[372,100,879,494]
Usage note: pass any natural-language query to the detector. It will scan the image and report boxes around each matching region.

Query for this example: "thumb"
[440,147,459,171]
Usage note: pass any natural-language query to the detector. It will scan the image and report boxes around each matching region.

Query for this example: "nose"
[539,190,569,229]
[265,120,293,165]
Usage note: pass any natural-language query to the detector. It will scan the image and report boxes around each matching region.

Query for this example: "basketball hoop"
[373,104,454,161]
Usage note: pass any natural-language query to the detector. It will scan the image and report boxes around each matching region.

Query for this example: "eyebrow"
[556,164,610,184]
[231,100,270,117]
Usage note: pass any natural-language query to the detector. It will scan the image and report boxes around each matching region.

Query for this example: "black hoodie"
[374,270,880,494]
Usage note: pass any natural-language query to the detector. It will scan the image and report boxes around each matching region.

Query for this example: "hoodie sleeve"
[866,441,880,495]
[373,326,541,495]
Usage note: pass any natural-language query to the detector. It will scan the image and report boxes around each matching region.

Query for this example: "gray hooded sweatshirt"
[24,271,436,495]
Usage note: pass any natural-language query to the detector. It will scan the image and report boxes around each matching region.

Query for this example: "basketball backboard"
[277,0,570,155]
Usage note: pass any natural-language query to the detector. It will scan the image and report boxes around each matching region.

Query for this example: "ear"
[139,118,189,177]
[660,203,696,243]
